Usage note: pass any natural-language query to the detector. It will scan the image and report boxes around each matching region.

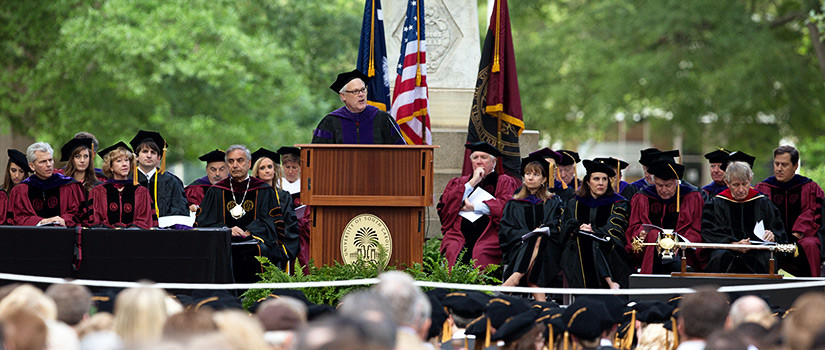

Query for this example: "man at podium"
[437,142,520,269]
[311,69,404,145]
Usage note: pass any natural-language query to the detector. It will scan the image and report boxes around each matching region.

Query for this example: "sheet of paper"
[459,187,495,223]
[294,205,307,218]
[158,212,196,228]
[753,220,766,241]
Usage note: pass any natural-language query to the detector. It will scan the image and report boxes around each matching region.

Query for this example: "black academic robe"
[88,180,153,229]
[560,193,631,288]
[273,187,299,262]
[311,105,404,144]
[701,188,787,274]
[551,180,576,203]
[9,174,86,227]
[499,195,564,287]
[195,176,300,282]
[136,170,188,218]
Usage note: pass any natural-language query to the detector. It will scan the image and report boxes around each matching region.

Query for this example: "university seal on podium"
[341,214,392,268]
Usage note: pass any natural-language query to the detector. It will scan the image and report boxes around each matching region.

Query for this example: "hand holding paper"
[459,187,494,223]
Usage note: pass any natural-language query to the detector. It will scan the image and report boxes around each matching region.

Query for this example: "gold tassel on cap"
[557,166,567,189]
[667,163,681,212]
[132,162,139,186]
[615,159,621,193]
[563,331,569,350]
[159,145,167,174]
[441,319,452,343]
[485,317,491,348]
[573,167,579,191]
[548,325,554,350]
[671,316,679,350]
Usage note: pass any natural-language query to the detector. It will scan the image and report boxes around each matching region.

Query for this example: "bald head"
[729,295,772,328]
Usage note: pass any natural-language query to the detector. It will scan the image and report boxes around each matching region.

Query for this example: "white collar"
[139,167,157,179]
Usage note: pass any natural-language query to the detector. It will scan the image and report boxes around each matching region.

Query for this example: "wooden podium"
[297,144,436,268]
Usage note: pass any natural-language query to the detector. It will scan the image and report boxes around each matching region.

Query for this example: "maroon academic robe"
[88,180,154,229]
[0,190,7,225]
[184,176,211,208]
[297,205,311,273]
[626,186,705,273]
[437,172,520,268]
[755,175,823,276]
[10,174,85,227]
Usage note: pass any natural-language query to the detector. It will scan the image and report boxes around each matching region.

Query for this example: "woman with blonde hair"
[213,309,269,350]
[113,285,168,346]
[88,142,153,229]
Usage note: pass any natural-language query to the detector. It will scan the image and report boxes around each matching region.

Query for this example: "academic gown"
[755,175,823,276]
[438,172,521,269]
[9,174,86,227]
[560,193,632,288]
[195,176,300,282]
[184,176,212,208]
[701,188,788,274]
[702,181,728,197]
[626,184,705,273]
[136,170,189,218]
[619,181,638,205]
[88,180,153,229]
[499,195,564,286]
[551,180,576,203]
[0,190,7,225]
[630,178,650,192]
[273,187,300,269]
[311,105,404,144]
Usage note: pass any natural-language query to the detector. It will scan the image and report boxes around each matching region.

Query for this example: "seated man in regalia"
[195,145,300,281]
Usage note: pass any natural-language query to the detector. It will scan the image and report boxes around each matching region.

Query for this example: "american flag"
[390,0,431,145]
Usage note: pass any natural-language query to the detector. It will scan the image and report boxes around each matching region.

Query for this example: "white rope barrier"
[1,272,824,295]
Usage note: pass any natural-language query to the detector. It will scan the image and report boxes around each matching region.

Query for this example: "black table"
[0,226,233,284]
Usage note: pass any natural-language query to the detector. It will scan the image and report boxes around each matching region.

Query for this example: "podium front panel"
[309,206,424,268]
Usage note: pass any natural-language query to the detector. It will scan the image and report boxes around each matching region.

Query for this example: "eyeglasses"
[344,87,367,95]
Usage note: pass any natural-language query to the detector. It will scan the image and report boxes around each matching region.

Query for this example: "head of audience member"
[113,286,168,346]
[279,147,301,184]
[256,297,307,350]
[2,309,48,350]
[4,149,30,191]
[337,290,396,350]
[292,314,379,350]
[723,161,753,201]
[678,287,730,342]
[465,142,500,179]
[0,284,58,322]
[783,292,825,350]
[371,271,431,340]
[100,145,134,181]
[45,284,92,327]
[705,330,748,350]
[225,145,252,182]
[772,145,799,183]
[635,323,673,350]
[578,159,616,199]
[161,309,217,344]
[332,70,369,114]
[198,150,228,185]
[75,312,115,340]
[728,295,774,330]
[213,309,269,350]
[26,142,55,180]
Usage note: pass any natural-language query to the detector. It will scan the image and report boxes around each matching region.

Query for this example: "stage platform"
[629,274,824,309]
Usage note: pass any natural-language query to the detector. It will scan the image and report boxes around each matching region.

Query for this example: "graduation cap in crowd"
[704,148,732,164]
[486,295,531,328]
[557,150,581,190]
[465,141,502,158]
[544,307,566,350]
[639,148,661,167]
[441,292,488,320]
[97,142,132,161]
[198,149,225,163]
[186,289,243,311]
[529,148,562,163]
[427,294,451,342]
[580,295,628,326]
[635,301,675,324]
[521,154,551,184]
[651,150,682,164]
[492,308,541,344]
[90,288,123,314]
[721,151,756,171]
[583,159,616,178]
[277,146,301,159]
[330,69,370,93]
[60,137,95,162]
[129,130,169,178]
[251,147,280,166]
[464,315,489,347]
[562,297,612,343]
[7,149,29,170]
[594,157,630,193]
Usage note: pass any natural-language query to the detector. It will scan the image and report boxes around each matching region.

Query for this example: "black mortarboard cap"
[251,147,280,165]
[442,292,486,319]
[529,148,562,163]
[308,304,337,321]
[648,160,684,181]
[557,150,580,166]
[639,148,661,166]
[425,288,450,302]
[188,289,243,311]
[492,308,541,343]
[583,159,616,178]
[427,294,449,340]
[635,301,675,324]
[129,130,167,151]
[704,149,731,163]
[277,146,301,158]
[722,151,756,170]
[563,298,611,340]
[650,150,681,163]
[198,149,225,163]
[97,142,132,160]
[521,155,551,177]
[486,295,531,328]
[464,315,488,338]
[7,149,29,170]
[579,295,627,325]
[465,141,502,158]
[594,157,629,170]
[60,137,94,162]
[91,288,123,314]
[330,69,370,93]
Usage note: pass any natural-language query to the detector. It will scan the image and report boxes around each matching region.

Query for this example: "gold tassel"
[557,166,567,190]
[671,316,679,350]
[615,159,621,193]
[441,319,452,343]
[573,166,579,191]
[132,163,139,186]
[491,1,501,73]
[485,317,491,348]
[159,145,167,174]
[667,163,680,212]
[563,331,569,350]
[625,310,636,350]
[90,143,95,174]
[548,325,554,350]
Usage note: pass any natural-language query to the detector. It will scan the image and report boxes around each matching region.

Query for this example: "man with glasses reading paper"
[311,69,404,145]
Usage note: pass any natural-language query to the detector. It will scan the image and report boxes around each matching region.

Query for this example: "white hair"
[27,142,53,163]
[225,145,251,162]
[372,271,431,330]
[724,161,753,183]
